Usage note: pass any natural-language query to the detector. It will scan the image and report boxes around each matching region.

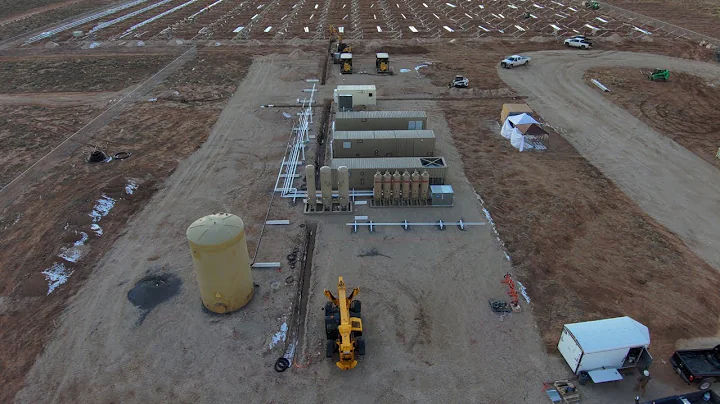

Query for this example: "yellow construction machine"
[324,276,364,370]
[329,25,351,64]
[376,52,390,74]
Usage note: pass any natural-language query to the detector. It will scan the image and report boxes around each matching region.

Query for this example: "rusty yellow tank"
[186,213,254,314]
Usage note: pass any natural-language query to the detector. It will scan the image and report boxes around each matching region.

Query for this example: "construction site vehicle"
[329,25,351,64]
[564,37,593,49]
[671,345,720,390]
[449,75,469,88]
[501,55,531,68]
[376,52,391,74]
[649,69,669,81]
[585,1,600,10]
[340,53,353,74]
[324,276,364,370]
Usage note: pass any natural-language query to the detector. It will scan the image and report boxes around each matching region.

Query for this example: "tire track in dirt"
[499,50,720,272]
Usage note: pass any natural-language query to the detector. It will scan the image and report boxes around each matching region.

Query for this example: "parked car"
[671,345,720,390]
[500,55,531,68]
[641,389,720,404]
[564,37,593,49]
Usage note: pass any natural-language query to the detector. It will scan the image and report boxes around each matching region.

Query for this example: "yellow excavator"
[329,25,351,64]
[324,276,364,370]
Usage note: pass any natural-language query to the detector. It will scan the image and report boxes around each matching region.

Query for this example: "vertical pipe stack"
[306,164,316,210]
[411,170,420,202]
[420,170,430,202]
[338,166,349,209]
[401,170,411,203]
[373,171,382,203]
[382,171,391,202]
[391,170,401,203]
[320,165,332,210]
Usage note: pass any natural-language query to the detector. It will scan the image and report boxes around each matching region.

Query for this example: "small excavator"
[324,276,365,370]
[329,25,351,64]
[585,1,600,10]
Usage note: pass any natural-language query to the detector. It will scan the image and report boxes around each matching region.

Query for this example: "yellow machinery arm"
[324,277,363,370]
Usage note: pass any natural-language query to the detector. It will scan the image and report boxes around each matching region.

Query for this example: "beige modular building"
[331,157,447,189]
[334,85,377,109]
[334,111,427,132]
[332,130,436,158]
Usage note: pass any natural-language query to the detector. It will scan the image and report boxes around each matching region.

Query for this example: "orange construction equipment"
[502,273,520,308]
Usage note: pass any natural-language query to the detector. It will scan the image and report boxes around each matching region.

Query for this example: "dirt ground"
[0,56,173,93]
[606,0,720,38]
[586,67,720,170]
[0,104,100,187]
[441,98,720,378]
[0,49,252,404]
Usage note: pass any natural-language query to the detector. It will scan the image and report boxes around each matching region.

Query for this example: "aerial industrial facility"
[3,0,720,402]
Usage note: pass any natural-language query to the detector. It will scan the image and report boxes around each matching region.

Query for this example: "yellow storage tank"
[186,213,254,313]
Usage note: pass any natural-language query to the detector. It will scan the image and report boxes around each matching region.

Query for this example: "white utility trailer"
[558,316,653,384]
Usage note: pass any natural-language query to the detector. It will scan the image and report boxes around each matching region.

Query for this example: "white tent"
[501,113,543,151]
[508,113,538,126]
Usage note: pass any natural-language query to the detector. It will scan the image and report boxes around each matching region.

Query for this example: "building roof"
[335,110,427,120]
[430,185,454,194]
[335,85,376,92]
[564,317,650,354]
[376,52,389,58]
[333,130,435,140]
[502,103,533,113]
[331,157,447,170]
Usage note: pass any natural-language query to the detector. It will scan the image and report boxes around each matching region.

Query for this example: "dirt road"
[498,50,720,272]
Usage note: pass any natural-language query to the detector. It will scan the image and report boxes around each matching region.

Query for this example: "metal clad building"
[332,130,435,158]
[334,85,377,108]
[331,157,447,189]
[334,111,427,131]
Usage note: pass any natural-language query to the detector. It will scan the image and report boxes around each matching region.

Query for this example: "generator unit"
[340,53,353,74]
[376,52,390,74]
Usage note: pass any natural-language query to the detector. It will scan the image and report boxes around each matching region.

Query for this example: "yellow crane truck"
[324,277,365,370]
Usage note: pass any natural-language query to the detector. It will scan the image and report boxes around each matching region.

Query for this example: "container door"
[338,95,352,111]
[637,347,653,370]
[558,328,583,374]
[408,121,416,130]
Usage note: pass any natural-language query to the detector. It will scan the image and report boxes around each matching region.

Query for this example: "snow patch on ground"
[41,263,74,294]
[58,247,82,263]
[91,223,103,237]
[516,281,531,303]
[269,322,288,348]
[89,194,116,222]
[125,180,138,195]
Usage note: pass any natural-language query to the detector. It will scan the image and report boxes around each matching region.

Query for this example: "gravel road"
[498,50,720,272]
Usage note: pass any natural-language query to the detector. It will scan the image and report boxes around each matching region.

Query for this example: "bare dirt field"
[606,0,720,38]
[0,56,173,93]
[441,98,720,380]
[0,104,100,186]
[586,67,720,170]
[0,49,252,404]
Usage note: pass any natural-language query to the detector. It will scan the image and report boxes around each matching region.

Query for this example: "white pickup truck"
[564,36,593,49]
[500,55,531,68]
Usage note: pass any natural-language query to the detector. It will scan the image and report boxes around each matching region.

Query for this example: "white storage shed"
[334,85,377,108]
[558,317,652,383]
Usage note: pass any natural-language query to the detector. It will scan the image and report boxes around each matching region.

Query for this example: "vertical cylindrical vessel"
[382,171,392,201]
[320,166,332,210]
[338,166,349,208]
[411,170,420,200]
[420,170,430,201]
[306,165,316,209]
[186,213,254,314]
[391,171,401,202]
[401,170,411,201]
[373,171,382,202]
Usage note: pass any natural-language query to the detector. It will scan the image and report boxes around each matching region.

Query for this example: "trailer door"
[558,328,583,374]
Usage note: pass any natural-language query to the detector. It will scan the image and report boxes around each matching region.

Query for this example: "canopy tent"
[501,115,549,151]
[508,113,538,126]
